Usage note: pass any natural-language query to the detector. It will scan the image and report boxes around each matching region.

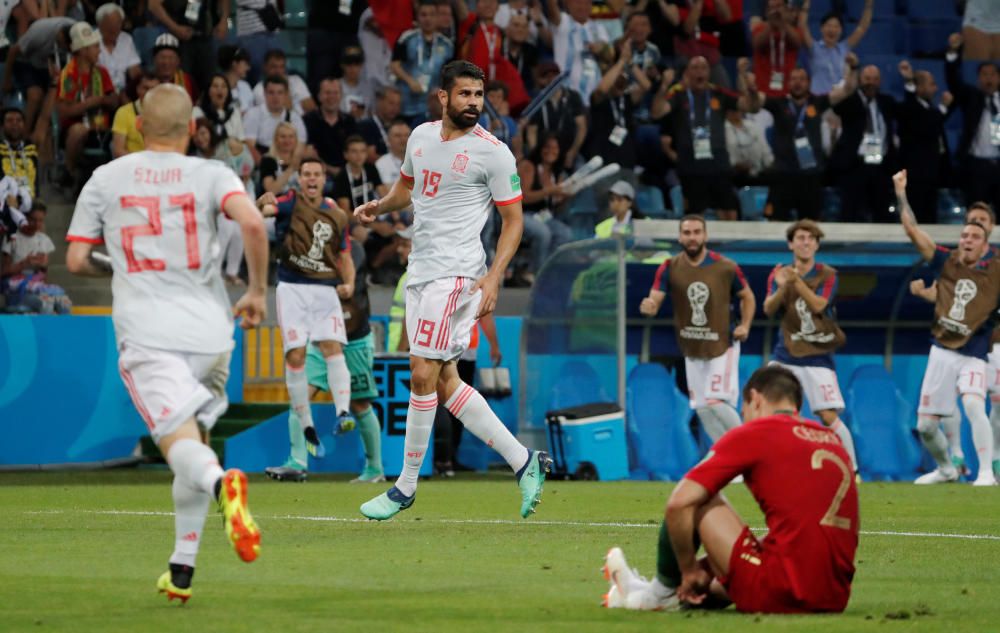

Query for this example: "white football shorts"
[118,342,231,441]
[276,281,347,351]
[406,276,481,361]
[771,361,845,413]
[987,343,1000,400]
[918,345,987,416]
[685,342,740,409]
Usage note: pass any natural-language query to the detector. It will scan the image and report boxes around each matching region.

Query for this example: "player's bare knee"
[157,419,204,459]
[409,359,440,394]
[285,347,306,369]
[817,409,840,426]
[916,414,942,436]
[317,340,341,357]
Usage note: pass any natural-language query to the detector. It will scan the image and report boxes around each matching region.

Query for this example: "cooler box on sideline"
[545,403,628,481]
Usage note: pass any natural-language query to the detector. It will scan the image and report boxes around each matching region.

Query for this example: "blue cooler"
[545,403,629,481]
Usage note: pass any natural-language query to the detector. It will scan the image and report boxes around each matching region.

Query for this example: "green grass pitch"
[1,472,998,633]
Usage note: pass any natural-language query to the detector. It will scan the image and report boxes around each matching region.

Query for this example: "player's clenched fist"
[892,169,907,193]
[256,192,278,217]
[639,297,659,316]
[354,199,380,224]
[233,291,267,329]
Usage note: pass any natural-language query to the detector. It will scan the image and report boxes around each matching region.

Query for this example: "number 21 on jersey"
[120,194,199,273]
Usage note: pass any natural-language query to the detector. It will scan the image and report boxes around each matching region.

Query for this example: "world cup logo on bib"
[949,279,978,321]
[795,297,816,334]
[687,282,710,326]
[307,220,334,260]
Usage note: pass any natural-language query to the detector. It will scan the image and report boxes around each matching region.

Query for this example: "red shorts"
[719,526,805,614]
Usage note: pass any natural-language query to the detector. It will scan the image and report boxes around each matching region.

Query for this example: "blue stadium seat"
[737,186,768,221]
[844,0,897,19]
[961,61,983,87]
[626,363,699,480]
[636,185,668,218]
[277,29,307,56]
[549,360,610,410]
[287,55,307,77]
[807,0,834,18]
[907,21,960,56]
[851,19,901,55]
[669,185,683,215]
[843,365,922,481]
[904,0,961,20]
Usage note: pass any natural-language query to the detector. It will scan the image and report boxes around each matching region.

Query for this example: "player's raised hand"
[941,91,954,108]
[892,169,907,194]
[354,199,380,224]
[898,60,913,81]
[844,52,859,69]
[948,32,963,52]
[639,297,659,316]
[233,291,267,330]
[472,273,502,318]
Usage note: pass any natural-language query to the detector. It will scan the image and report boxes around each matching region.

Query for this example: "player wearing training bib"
[603,365,859,614]
[895,170,1000,486]
[763,219,857,472]
[640,214,756,444]
[257,159,357,461]
[65,84,270,603]
[354,60,551,521]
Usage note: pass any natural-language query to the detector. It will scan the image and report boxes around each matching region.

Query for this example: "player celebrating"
[895,170,998,486]
[258,160,356,460]
[762,219,857,472]
[265,232,385,483]
[65,84,269,602]
[640,215,756,442]
[354,60,551,521]
[602,365,859,613]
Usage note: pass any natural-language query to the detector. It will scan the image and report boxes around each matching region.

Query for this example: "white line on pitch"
[22,509,1000,541]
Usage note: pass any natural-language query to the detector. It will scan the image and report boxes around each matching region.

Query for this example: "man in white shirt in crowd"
[96,3,141,94]
[545,0,612,101]
[252,48,316,116]
[375,119,411,186]
[244,75,308,162]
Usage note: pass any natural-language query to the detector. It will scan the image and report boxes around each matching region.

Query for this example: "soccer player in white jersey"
[354,60,552,520]
[65,84,270,602]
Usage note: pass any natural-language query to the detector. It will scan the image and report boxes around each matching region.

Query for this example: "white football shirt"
[67,151,248,354]
[401,122,522,287]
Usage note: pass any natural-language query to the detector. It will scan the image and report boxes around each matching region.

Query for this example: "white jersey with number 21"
[400,122,523,287]
[67,151,248,354]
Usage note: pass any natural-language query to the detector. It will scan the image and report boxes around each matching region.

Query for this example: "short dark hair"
[441,60,485,92]
[977,62,1000,75]
[965,221,988,238]
[742,365,803,412]
[263,74,289,91]
[1,107,24,121]
[263,48,286,63]
[486,80,508,99]
[300,157,326,172]
[967,201,996,225]
[786,219,824,243]
[820,12,842,28]
[30,199,46,213]
[344,134,367,150]
[679,214,706,230]
[388,118,411,132]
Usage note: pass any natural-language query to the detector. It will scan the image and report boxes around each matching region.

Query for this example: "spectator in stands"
[0,0,25,65]
[333,134,386,212]
[375,119,411,187]
[830,62,898,223]
[0,169,31,237]
[259,121,305,196]
[725,108,772,186]
[193,73,246,143]
[148,0,228,92]
[340,46,374,118]
[946,32,1000,215]
[798,0,873,95]
[2,17,75,135]
[750,0,804,98]
[0,107,40,201]
[518,132,571,283]
[358,7,393,93]
[150,33,196,100]
[234,0,281,84]
[359,86,403,160]
[897,60,955,225]
[218,45,255,115]
[252,49,316,116]
[757,60,854,221]
[96,3,140,94]
[483,80,520,153]
[670,0,731,88]
[659,56,744,219]
[392,0,455,125]
[1,203,71,315]
[495,0,552,49]
[526,61,587,168]
[623,12,663,124]
[962,0,1000,62]
[244,75,308,161]
[111,71,159,158]
[306,0,366,92]
[545,0,613,101]
[502,14,540,93]
[305,78,359,183]
[56,22,117,181]
[595,180,643,237]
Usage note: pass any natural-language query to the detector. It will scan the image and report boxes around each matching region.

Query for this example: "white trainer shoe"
[602,584,625,608]
[972,473,997,487]
[624,583,680,612]
[602,547,647,599]
[914,467,959,485]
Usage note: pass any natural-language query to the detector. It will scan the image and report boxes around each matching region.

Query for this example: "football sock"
[961,394,994,479]
[829,418,858,471]
[941,411,965,462]
[287,408,309,468]
[445,381,529,472]
[990,398,1000,460]
[356,405,383,471]
[325,353,352,415]
[916,415,952,470]
[695,403,741,442]
[166,438,224,497]
[285,364,314,429]
[169,562,194,589]
[656,519,700,589]
[169,475,210,568]
[395,392,437,497]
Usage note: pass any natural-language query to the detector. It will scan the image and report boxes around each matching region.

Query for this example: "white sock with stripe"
[445,382,529,472]
[285,364,314,429]
[170,475,210,567]
[166,438,224,496]
[325,353,352,415]
[991,398,1000,464]
[695,403,741,442]
[828,418,858,471]
[941,410,964,462]
[961,394,994,481]
[395,392,437,497]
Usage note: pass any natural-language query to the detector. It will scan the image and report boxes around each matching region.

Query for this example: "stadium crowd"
[0,0,998,298]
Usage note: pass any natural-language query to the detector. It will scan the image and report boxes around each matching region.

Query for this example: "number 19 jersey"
[67,151,248,354]
[400,122,522,287]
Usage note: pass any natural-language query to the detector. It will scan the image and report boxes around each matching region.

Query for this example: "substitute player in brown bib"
[640,214,756,442]
[762,220,857,472]
[896,170,999,486]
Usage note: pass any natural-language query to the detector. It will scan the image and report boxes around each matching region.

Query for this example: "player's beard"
[446,100,481,130]
[683,241,705,259]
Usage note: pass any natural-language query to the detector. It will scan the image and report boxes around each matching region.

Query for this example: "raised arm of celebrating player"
[354,174,413,223]
[894,170,936,262]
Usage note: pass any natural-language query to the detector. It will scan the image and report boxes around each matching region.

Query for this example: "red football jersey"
[685,414,859,612]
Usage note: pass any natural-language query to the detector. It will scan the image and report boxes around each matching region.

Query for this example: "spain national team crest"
[451,153,470,174]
